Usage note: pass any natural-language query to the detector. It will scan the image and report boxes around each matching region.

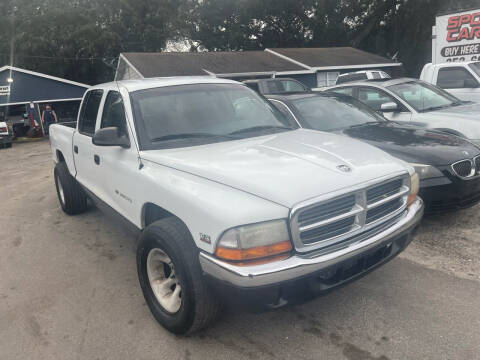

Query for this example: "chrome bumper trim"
[199,198,423,288]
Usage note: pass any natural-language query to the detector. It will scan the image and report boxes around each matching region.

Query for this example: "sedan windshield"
[130,83,292,149]
[469,62,480,77]
[289,95,385,131]
[387,81,461,112]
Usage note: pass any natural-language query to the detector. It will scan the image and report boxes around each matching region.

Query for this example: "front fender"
[136,159,289,254]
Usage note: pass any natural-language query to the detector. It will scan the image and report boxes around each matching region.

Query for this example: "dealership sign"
[433,8,480,64]
[0,86,10,96]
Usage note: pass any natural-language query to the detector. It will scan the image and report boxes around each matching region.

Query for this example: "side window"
[269,100,298,128]
[330,87,354,96]
[266,81,285,94]
[245,82,260,93]
[437,67,478,89]
[78,89,103,136]
[317,71,340,87]
[100,91,128,135]
[357,87,400,112]
[280,80,307,92]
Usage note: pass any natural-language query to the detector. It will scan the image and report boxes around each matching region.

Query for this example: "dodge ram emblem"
[462,150,469,156]
[337,164,351,173]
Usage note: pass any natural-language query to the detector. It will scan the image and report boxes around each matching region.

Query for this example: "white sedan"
[325,78,480,146]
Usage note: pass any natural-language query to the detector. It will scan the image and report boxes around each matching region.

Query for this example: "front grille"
[298,195,355,225]
[452,159,473,177]
[366,198,403,224]
[475,156,480,174]
[291,176,409,252]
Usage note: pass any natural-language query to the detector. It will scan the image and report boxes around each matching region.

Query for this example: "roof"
[0,65,89,88]
[266,47,401,69]
[121,51,307,78]
[109,76,241,92]
[328,77,418,89]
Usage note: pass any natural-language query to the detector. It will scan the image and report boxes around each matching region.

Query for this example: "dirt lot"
[1,140,479,360]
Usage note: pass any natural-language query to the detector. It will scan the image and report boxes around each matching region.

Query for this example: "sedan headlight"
[216,220,292,264]
[410,163,444,180]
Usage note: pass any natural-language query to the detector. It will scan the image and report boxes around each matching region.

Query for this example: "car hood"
[415,102,480,139]
[139,129,408,208]
[335,122,480,165]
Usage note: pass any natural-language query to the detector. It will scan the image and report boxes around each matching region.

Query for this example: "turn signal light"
[408,173,419,206]
[215,241,292,264]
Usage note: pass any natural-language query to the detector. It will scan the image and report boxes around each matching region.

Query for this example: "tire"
[137,217,222,334]
[54,161,88,215]
[6,142,12,148]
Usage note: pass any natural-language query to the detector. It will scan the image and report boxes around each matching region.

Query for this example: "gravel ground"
[1,140,479,360]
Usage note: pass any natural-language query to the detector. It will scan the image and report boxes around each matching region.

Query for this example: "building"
[115,47,402,88]
[0,66,89,137]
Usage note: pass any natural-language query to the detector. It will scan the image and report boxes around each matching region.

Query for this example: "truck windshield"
[387,81,461,112]
[289,95,385,131]
[469,62,480,77]
[130,83,293,149]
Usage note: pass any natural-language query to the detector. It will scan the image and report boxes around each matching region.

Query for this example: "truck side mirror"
[380,102,398,112]
[92,127,130,148]
[463,78,479,88]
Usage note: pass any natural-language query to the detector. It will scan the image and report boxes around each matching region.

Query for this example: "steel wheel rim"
[57,176,65,205]
[146,248,182,314]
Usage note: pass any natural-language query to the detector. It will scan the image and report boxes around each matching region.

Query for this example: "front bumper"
[420,175,480,213]
[200,198,423,290]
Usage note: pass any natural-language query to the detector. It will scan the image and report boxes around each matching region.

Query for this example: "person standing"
[41,104,58,136]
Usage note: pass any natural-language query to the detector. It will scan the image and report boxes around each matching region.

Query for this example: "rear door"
[73,89,104,196]
[435,66,480,102]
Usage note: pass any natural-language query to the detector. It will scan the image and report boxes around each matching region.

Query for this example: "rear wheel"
[54,161,88,215]
[137,217,222,334]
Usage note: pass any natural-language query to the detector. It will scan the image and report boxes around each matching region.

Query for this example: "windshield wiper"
[228,125,293,136]
[150,132,235,142]
[420,104,453,112]
[347,121,380,128]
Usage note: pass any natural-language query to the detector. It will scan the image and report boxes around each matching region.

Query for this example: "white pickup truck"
[420,61,480,102]
[49,77,423,334]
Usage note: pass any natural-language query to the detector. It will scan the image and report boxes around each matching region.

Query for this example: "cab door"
[91,89,142,225]
[73,89,104,196]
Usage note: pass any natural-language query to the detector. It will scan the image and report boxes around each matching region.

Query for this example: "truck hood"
[139,129,408,208]
[335,122,480,166]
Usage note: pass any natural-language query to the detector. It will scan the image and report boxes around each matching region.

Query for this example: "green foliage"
[0,0,479,83]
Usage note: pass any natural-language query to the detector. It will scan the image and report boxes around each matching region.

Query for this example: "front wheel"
[137,217,222,334]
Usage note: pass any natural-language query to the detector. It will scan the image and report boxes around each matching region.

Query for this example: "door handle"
[94,154,100,165]
[74,145,78,154]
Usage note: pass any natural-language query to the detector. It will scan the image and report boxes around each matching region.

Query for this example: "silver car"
[325,78,480,147]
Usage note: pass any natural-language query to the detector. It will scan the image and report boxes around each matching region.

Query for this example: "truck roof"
[93,76,241,92]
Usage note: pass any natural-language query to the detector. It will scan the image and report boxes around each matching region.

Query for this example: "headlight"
[408,172,419,206]
[411,163,444,180]
[215,219,292,264]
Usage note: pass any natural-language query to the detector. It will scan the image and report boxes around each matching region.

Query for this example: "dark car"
[267,92,480,213]
[243,78,309,95]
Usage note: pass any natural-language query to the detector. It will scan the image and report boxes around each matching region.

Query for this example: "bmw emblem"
[337,164,351,173]
[462,150,469,156]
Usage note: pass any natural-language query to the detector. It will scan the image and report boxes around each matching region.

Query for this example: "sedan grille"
[475,156,480,174]
[290,176,409,252]
[452,160,474,178]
